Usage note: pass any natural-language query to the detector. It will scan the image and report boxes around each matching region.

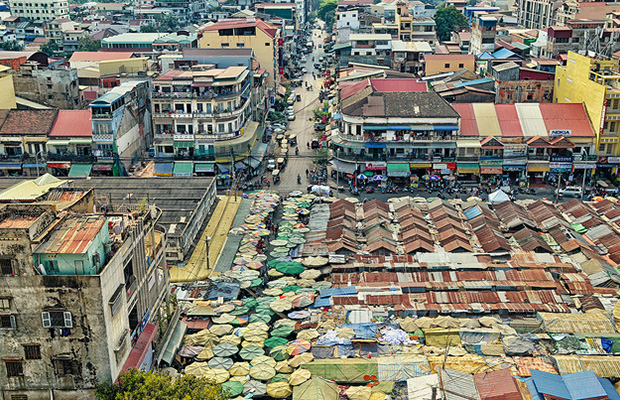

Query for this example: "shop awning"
[457,162,479,173]
[161,321,187,366]
[173,162,193,177]
[174,141,194,149]
[387,163,411,177]
[153,162,173,177]
[120,323,158,375]
[68,163,92,177]
[216,163,231,174]
[22,163,46,168]
[248,158,261,169]
[528,161,550,172]
[365,143,386,149]
[363,125,388,131]
[331,159,357,174]
[410,162,432,168]
[457,139,481,148]
[48,162,71,169]
[47,140,70,146]
[70,139,93,145]
[251,142,268,161]
[195,162,214,173]
[0,163,21,170]
[434,124,459,131]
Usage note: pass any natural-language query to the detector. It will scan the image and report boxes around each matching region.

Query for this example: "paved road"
[274,26,327,194]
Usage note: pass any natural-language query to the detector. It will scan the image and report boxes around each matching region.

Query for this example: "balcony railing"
[527,154,550,160]
[47,153,95,162]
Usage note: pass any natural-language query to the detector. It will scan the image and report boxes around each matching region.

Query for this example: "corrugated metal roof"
[474,369,522,400]
[438,367,481,400]
[515,103,546,137]
[473,103,502,137]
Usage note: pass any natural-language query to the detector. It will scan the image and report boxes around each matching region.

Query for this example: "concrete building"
[101,32,168,55]
[423,54,475,76]
[89,80,152,175]
[332,78,461,179]
[0,65,16,109]
[12,63,83,109]
[344,33,393,67]
[515,0,554,29]
[337,8,360,31]
[469,14,498,55]
[493,63,554,103]
[198,19,280,89]
[554,51,620,164]
[7,0,69,21]
[0,180,169,399]
[391,39,431,74]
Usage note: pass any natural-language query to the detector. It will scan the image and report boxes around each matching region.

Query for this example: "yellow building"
[554,51,620,157]
[0,66,17,109]
[198,19,280,88]
[423,54,475,76]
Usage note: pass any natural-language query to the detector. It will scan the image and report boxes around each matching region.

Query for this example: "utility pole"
[205,236,211,272]
[554,172,562,204]
[230,149,237,201]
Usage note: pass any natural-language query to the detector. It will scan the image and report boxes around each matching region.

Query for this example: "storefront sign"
[574,163,596,169]
[503,144,527,158]
[550,155,573,163]
[503,166,525,172]
[440,169,451,175]
[365,162,387,171]
[481,168,502,174]
[549,130,571,137]
[47,163,71,169]
[549,162,572,172]
[598,157,620,164]
[410,163,431,168]
[433,163,456,170]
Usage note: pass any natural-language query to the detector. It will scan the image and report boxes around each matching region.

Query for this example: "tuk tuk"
[296,94,302,102]
[276,157,285,169]
[282,139,288,147]
[276,134,284,143]
[272,169,280,184]
[289,134,297,146]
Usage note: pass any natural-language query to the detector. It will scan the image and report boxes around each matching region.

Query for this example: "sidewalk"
[169,195,242,283]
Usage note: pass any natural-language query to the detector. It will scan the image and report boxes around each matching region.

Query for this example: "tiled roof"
[49,110,92,138]
[0,109,58,136]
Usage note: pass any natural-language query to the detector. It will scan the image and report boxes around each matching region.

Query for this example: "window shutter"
[42,312,51,328]
[63,312,73,328]
[9,315,16,329]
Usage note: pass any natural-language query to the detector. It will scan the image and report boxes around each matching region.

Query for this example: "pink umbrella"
[286,340,311,356]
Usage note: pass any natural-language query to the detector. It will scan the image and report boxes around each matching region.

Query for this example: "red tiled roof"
[0,110,58,136]
[200,19,278,39]
[49,110,92,138]
[340,79,370,100]
[70,51,134,62]
[370,78,427,93]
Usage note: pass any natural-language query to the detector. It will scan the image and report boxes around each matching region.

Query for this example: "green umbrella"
[264,336,289,348]
[275,262,305,275]
[256,305,276,316]
[270,345,291,361]
[297,288,317,294]
[257,296,276,305]
[239,345,265,360]
[244,380,267,396]
[242,298,258,308]
[208,356,234,370]
[222,381,244,397]
[249,314,272,323]
[312,281,332,290]
[250,279,263,288]
[282,285,300,293]
[267,260,281,268]
[270,373,291,383]
[271,325,294,337]
[212,343,238,357]
[230,306,250,316]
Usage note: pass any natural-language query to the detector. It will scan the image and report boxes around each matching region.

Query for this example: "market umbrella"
[178,345,203,358]
[479,316,501,327]
[203,368,230,384]
[239,345,265,360]
[270,345,291,361]
[276,360,294,373]
[215,304,235,314]
[185,362,210,377]
[266,382,293,398]
[276,262,305,275]
[270,298,293,312]
[357,174,367,180]
[271,325,295,337]
[271,373,291,383]
[231,316,249,326]
[208,356,233,370]
[212,313,236,324]
[222,381,244,398]
[288,353,314,368]
[249,314,272,324]
[230,375,250,385]
[185,329,219,346]
[336,327,355,340]
[274,319,298,329]
[467,196,482,202]
[435,316,460,329]
[244,380,267,396]
[210,324,233,336]
[291,294,314,308]
[288,310,311,320]
[399,317,419,333]
[220,334,242,345]
[373,175,385,182]
[212,342,238,357]
[430,175,441,181]
[297,329,319,341]
[345,386,372,400]
[287,339,311,355]
[246,321,270,332]
[250,365,277,381]
[282,285,301,293]
[460,319,481,329]
[229,361,251,376]
[196,347,214,361]
[297,278,316,288]
[265,336,289,348]
[264,287,284,296]
[289,368,312,386]
[242,298,258,309]
[312,281,332,290]
[300,269,321,280]
[242,339,265,348]
[268,269,285,278]
[415,317,436,329]
[231,306,250,316]
[243,329,268,341]
[251,355,277,368]
[293,377,340,400]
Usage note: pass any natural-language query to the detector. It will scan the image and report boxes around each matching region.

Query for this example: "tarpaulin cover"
[340,323,377,339]
[459,329,501,346]
[301,358,378,383]
[293,377,340,400]
[311,345,334,359]
[377,355,431,382]
[502,335,534,356]
[424,329,462,347]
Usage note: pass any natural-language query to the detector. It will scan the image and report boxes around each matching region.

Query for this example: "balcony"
[573,154,597,161]
[47,153,95,163]
[527,154,550,160]
[456,155,480,162]
[92,112,113,120]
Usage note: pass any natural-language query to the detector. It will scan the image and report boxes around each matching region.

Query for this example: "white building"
[336,8,359,31]
[8,0,68,21]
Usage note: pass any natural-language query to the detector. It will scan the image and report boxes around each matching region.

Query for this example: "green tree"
[78,37,101,51]
[95,369,226,400]
[140,24,158,33]
[158,14,179,32]
[317,0,337,30]
[314,148,329,165]
[40,41,60,57]
[433,6,468,41]
[1,40,23,51]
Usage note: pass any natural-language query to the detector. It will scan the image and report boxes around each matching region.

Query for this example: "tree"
[95,369,226,400]
[40,41,60,57]
[158,14,179,32]
[2,40,23,51]
[433,6,468,41]
[317,0,337,30]
[140,24,158,33]
[78,37,101,52]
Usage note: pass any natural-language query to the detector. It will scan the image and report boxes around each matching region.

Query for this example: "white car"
[302,67,307,73]
[559,186,583,197]
[287,106,295,113]
[287,114,296,121]
[267,159,276,170]
[301,56,307,62]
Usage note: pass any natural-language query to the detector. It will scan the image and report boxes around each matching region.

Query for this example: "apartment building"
[470,14,498,55]
[7,0,68,21]
[0,191,169,400]
[515,0,554,30]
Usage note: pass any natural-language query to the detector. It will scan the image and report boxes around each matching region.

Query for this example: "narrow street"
[274,26,327,194]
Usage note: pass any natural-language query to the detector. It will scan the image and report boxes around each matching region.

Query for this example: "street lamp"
[205,236,212,272]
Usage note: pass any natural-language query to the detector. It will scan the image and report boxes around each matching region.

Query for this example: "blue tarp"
[153,162,173,176]
[434,125,459,131]
[320,287,357,297]
[365,143,386,149]
[205,280,240,301]
[529,370,606,400]
[340,323,378,339]
[463,206,483,220]
[311,297,331,308]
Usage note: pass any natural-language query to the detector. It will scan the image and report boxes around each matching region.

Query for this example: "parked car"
[267,159,276,170]
[287,95,295,105]
[559,186,583,197]
[287,113,296,121]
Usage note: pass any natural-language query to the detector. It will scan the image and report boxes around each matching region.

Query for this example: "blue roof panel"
[563,371,605,400]
[319,286,357,298]
[464,206,483,220]
[453,78,494,88]
[599,378,620,400]
[530,370,572,400]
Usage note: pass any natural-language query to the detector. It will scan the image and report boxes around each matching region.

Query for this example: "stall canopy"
[173,162,193,177]
[489,189,511,204]
[120,323,158,375]
[195,163,214,173]
[161,321,187,365]
[331,159,356,174]
[68,163,92,177]
[387,163,410,177]
[154,162,174,177]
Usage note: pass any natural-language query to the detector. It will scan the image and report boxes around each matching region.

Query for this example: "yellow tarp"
[423,329,462,348]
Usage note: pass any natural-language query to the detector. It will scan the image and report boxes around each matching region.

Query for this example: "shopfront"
[432,162,456,178]
[597,157,620,177]
[47,162,71,177]
[456,162,479,181]
[92,163,116,176]
[386,163,410,183]
[526,161,550,183]
[549,155,573,174]
[480,160,503,176]
[0,162,23,177]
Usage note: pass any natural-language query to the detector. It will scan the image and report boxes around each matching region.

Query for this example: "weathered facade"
[12,64,83,109]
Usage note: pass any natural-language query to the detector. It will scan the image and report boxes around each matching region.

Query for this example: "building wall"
[198,30,278,88]
[12,67,82,109]
[99,58,148,76]
[424,55,475,75]
[8,0,69,21]
[0,73,17,109]
[496,79,554,103]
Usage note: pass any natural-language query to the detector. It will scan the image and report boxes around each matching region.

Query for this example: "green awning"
[571,223,588,233]
[387,163,410,173]
[47,140,70,146]
[195,162,214,173]
[173,162,193,176]
[174,140,194,148]
[161,321,187,365]
[69,139,93,145]
[68,163,92,177]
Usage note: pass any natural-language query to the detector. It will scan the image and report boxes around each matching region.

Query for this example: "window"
[458,63,464,68]
[55,359,75,376]
[109,285,124,317]
[265,42,271,46]
[41,311,72,328]
[0,315,16,329]
[221,43,229,47]
[444,63,450,68]
[611,122,617,132]
[0,298,10,309]
[236,43,244,47]
[5,361,23,377]
[23,345,41,360]
[0,259,14,276]
[599,143,605,152]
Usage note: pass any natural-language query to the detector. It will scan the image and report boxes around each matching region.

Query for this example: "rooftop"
[49,110,92,138]
[199,18,278,39]
[36,214,106,255]
[69,51,134,62]
[0,109,58,136]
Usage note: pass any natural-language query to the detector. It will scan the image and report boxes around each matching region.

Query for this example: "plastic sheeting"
[302,359,378,383]
[341,323,377,340]
[377,355,431,382]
